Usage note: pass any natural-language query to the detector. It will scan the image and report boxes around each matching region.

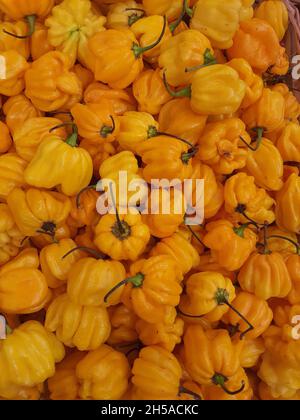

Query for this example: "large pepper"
[227,18,282,73]
[94,212,150,261]
[67,257,126,307]
[179,271,236,323]
[133,68,171,115]
[151,231,200,275]
[136,317,184,352]
[245,138,283,191]
[45,293,111,351]
[158,29,213,87]
[203,220,257,271]
[197,118,251,175]
[2,94,43,135]
[13,117,67,161]
[76,345,130,400]
[224,172,275,225]
[189,0,242,49]
[182,325,244,395]
[0,51,29,96]
[275,173,300,234]
[0,204,24,266]
[131,345,182,400]
[0,320,64,394]
[0,153,27,200]
[115,255,183,324]
[24,126,93,196]
[7,187,71,238]
[71,101,119,144]
[159,98,207,145]
[254,0,288,41]
[131,15,172,64]
[46,0,106,68]
[40,238,83,288]
[164,64,246,116]
[0,249,50,314]
[25,51,82,112]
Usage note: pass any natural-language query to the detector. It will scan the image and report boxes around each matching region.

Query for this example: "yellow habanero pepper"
[40,238,83,288]
[203,220,257,272]
[88,16,167,89]
[30,22,54,61]
[76,345,130,400]
[0,0,54,36]
[179,271,236,323]
[271,83,300,122]
[158,29,214,87]
[94,212,150,261]
[159,98,207,145]
[197,118,251,175]
[245,138,284,191]
[224,172,275,225]
[67,257,126,307]
[13,117,67,162]
[164,64,246,116]
[46,0,106,69]
[254,0,289,41]
[0,204,25,266]
[24,126,93,196]
[189,0,242,49]
[0,51,29,96]
[0,21,30,59]
[48,351,86,400]
[240,0,255,21]
[45,293,111,351]
[133,68,171,115]
[7,187,71,238]
[136,317,184,352]
[226,58,263,109]
[0,153,27,200]
[131,15,172,64]
[275,173,300,234]
[0,249,50,314]
[25,51,82,112]
[277,122,300,163]
[0,320,64,394]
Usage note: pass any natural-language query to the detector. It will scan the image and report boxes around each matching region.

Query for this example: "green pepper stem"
[185,49,217,72]
[125,8,145,26]
[184,0,194,17]
[104,273,145,303]
[3,14,36,39]
[109,182,127,236]
[212,374,245,395]
[169,0,186,33]
[178,386,202,400]
[132,15,167,58]
[163,72,192,98]
[100,116,116,138]
[147,127,195,149]
[267,235,300,255]
[62,247,107,260]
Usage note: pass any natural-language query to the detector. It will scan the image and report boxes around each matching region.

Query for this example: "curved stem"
[267,235,300,255]
[186,225,206,247]
[185,49,217,72]
[177,307,204,318]
[109,182,126,235]
[184,0,194,17]
[178,386,202,400]
[169,1,186,33]
[46,111,72,117]
[212,374,245,395]
[62,247,107,260]
[125,7,145,26]
[235,204,261,228]
[76,185,97,209]
[163,72,191,98]
[3,15,36,39]
[132,16,167,58]
[49,121,77,133]
[251,127,264,149]
[100,116,116,139]
[104,273,144,303]
[223,300,254,340]
[148,127,195,149]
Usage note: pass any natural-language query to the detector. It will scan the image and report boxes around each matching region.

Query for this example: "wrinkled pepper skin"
[107,304,138,345]
[45,293,111,351]
[275,174,300,234]
[0,153,27,200]
[0,51,29,96]
[76,345,130,400]
[0,249,50,314]
[254,0,288,41]
[67,258,126,307]
[277,122,300,163]
[131,346,182,400]
[0,204,24,266]
[25,51,82,112]
[7,187,71,237]
[0,320,64,392]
